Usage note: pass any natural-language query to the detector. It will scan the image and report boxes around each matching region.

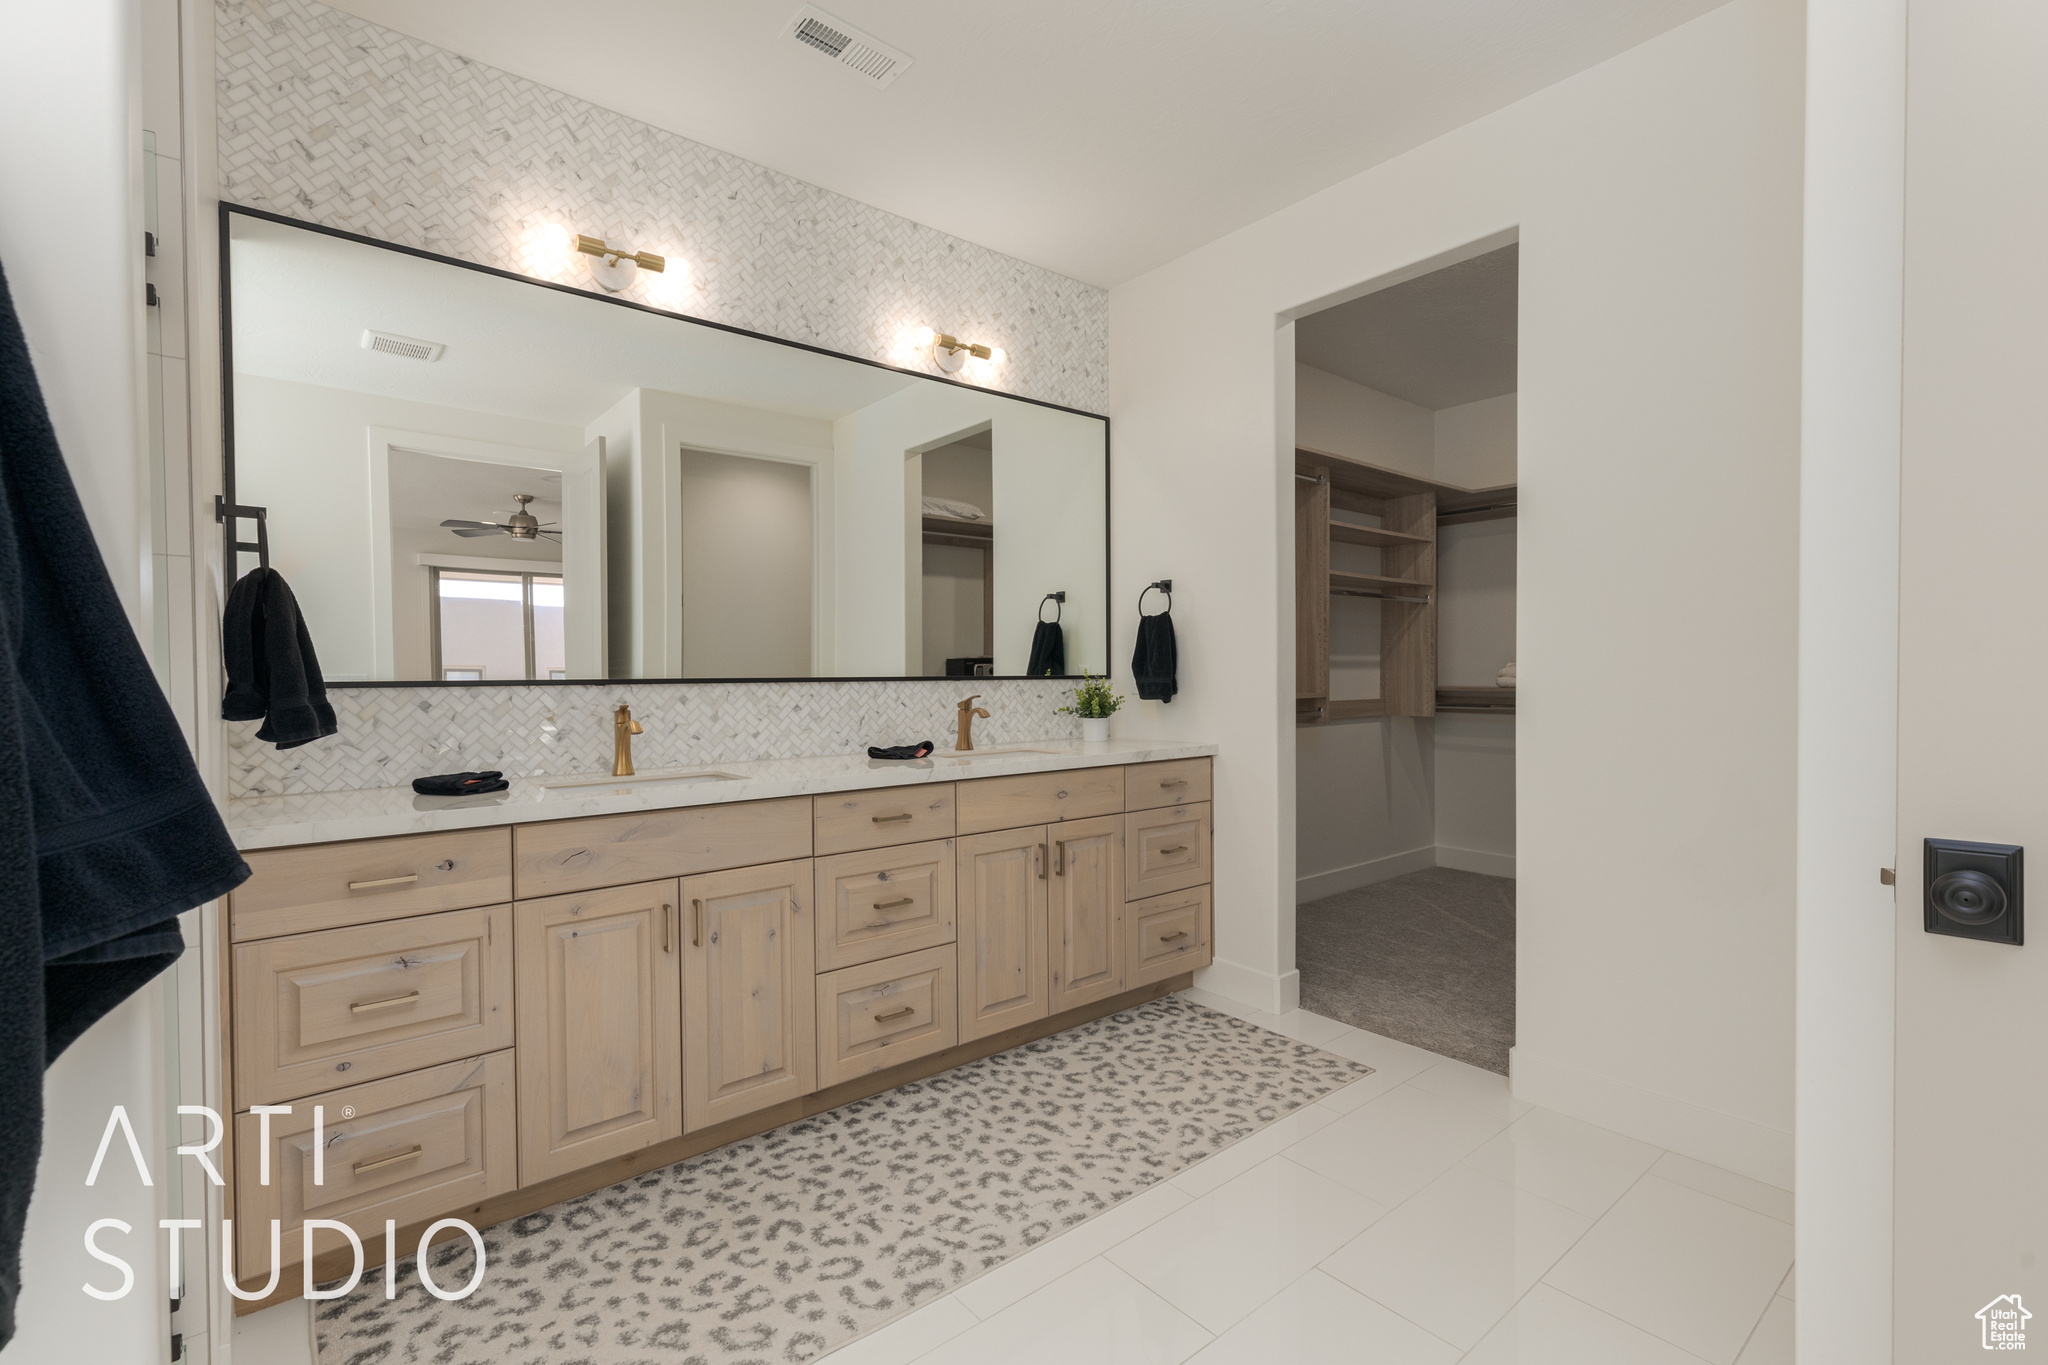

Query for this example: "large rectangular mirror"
[221,207,1109,683]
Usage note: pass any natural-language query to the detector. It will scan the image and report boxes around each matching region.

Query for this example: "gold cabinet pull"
[347,874,418,891]
[663,903,673,953]
[352,1145,423,1176]
[1054,840,1066,876]
[350,991,420,1014]
[873,897,914,911]
[1159,930,1190,943]
[1037,843,1048,879]
[873,1006,915,1024]
[871,813,914,824]
[1160,845,1189,856]
[692,899,703,948]
[1160,778,1189,788]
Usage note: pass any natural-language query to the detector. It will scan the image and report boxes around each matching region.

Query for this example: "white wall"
[1294,363,1433,476]
[233,374,581,679]
[1434,392,1518,489]
[1892,0,2048,1356]
[0,0,177,1358]
[1111,0,1802,1182]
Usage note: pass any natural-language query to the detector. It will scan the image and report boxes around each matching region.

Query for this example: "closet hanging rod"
[1294,472,1327,484]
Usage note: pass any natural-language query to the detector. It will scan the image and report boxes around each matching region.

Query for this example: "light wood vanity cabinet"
[1047,814,1125,1013]
[682,859,817,1132]
[513,880,682,1184]
[224,755,1213,1296]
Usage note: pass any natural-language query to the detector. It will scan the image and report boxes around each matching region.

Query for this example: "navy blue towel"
[222,565,337,748]
[0,260,251,1343]
[1132,609,1178,702]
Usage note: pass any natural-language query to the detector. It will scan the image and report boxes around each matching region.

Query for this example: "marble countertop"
[223,738,1219,850]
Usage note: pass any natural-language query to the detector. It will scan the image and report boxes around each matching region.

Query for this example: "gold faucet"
[956,694,991,751]
[613,703,644,776]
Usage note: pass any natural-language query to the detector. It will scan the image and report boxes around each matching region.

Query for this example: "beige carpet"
[1297,866,1516,1073]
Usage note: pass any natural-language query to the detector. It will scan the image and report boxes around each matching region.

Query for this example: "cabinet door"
[1048,814,1124,1012]
[956,828,1050,1043]
[682,859,817,1133]
[515,879,682,1185]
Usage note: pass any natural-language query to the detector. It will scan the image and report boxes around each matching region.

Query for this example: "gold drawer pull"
[1159,930,1190,943]
[352,1145,423,1175]
[350,991,421,1014]
[1160,778,1189,788]
[871,813,914,824]
[873,1006,916,1024]
[873,897,914,911]
[1159,845,1189,856]
[347,874,418,891]
[693,899,703,948]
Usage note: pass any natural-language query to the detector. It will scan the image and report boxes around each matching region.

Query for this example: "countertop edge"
[224,740,1219,850]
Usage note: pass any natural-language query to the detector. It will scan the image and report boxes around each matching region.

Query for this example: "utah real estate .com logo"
[1980,1295,2031,1351]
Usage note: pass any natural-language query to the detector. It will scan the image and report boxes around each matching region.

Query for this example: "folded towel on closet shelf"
[921,496,986,522]
[1497,661,1517,688]
[411,771,510,797]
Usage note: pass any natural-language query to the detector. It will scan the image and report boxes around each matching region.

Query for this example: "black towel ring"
[1039,591,1065,623]
[1139,579,1172,616]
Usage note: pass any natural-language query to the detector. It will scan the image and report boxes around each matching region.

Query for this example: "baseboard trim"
[1436,845,1516,878]
[1193,958,1298,1015]
[1295,846,1436,903]
[1510,1047,1793,1189]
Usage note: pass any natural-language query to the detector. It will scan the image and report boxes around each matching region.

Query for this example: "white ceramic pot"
[1080,716,1111,742]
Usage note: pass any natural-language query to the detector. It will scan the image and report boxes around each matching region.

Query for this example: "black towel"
[1026,620,1066,677]
[867,741,936,760]
[222,565,337,749]
[0,260,251,1344]
[1132,609,1178,702]
[412,771,509,796]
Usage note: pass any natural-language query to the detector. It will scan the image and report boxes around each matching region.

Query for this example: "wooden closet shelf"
[1329,570,1433,596]
[1296,698,1388,725]
[1435,687,1515,713]
[1327,520,1432,549]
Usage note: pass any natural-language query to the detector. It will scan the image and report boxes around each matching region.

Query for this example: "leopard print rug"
[314,994,1369,1364]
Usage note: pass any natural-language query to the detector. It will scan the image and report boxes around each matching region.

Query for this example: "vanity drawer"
[814,784,956,856]
[1125,802,1213,901]
[514,797,811,898]
[955,766,1125,836]
[231,829,512,941]
[1125,886,1213,988]
[815,945,958,1088]
[815,840,956,971]
[234,905,514,1107]
[1125,758,1212,813]
[233,1050,516,1279]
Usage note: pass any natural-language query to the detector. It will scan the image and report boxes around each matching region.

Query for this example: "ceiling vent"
[361,329,445,362]
[785,5,911,87]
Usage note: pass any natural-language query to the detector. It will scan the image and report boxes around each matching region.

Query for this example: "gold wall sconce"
[575,234,666,292]
[912,325,1006,375]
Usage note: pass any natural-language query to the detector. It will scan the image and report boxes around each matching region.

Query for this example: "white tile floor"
[233,987,1796,1365]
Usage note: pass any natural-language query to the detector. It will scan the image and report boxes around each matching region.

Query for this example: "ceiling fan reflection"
[440,492,564,542]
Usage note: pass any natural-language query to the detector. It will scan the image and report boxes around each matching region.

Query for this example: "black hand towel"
[1026,619,1066,677]
[222,565,337,749]
[867,741,936,760]
[1132,609,1178,702]
[412,771,509,796]
[0,260,251,1345]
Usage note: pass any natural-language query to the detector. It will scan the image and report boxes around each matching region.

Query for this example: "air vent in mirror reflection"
[361,329,446,362]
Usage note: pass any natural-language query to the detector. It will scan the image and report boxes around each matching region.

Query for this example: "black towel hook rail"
[1139,579,1172,615]
[214,494,270,575]
[1039,591,1065,623]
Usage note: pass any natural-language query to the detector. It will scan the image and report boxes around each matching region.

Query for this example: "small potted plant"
[1058,672,1125,742]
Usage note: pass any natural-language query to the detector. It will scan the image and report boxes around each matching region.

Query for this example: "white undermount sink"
[540,770,745,793]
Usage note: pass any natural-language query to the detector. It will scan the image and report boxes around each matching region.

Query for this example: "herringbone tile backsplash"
[227,678,1086,797]
[215,0,1118,795]
[215,0,1107,413]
